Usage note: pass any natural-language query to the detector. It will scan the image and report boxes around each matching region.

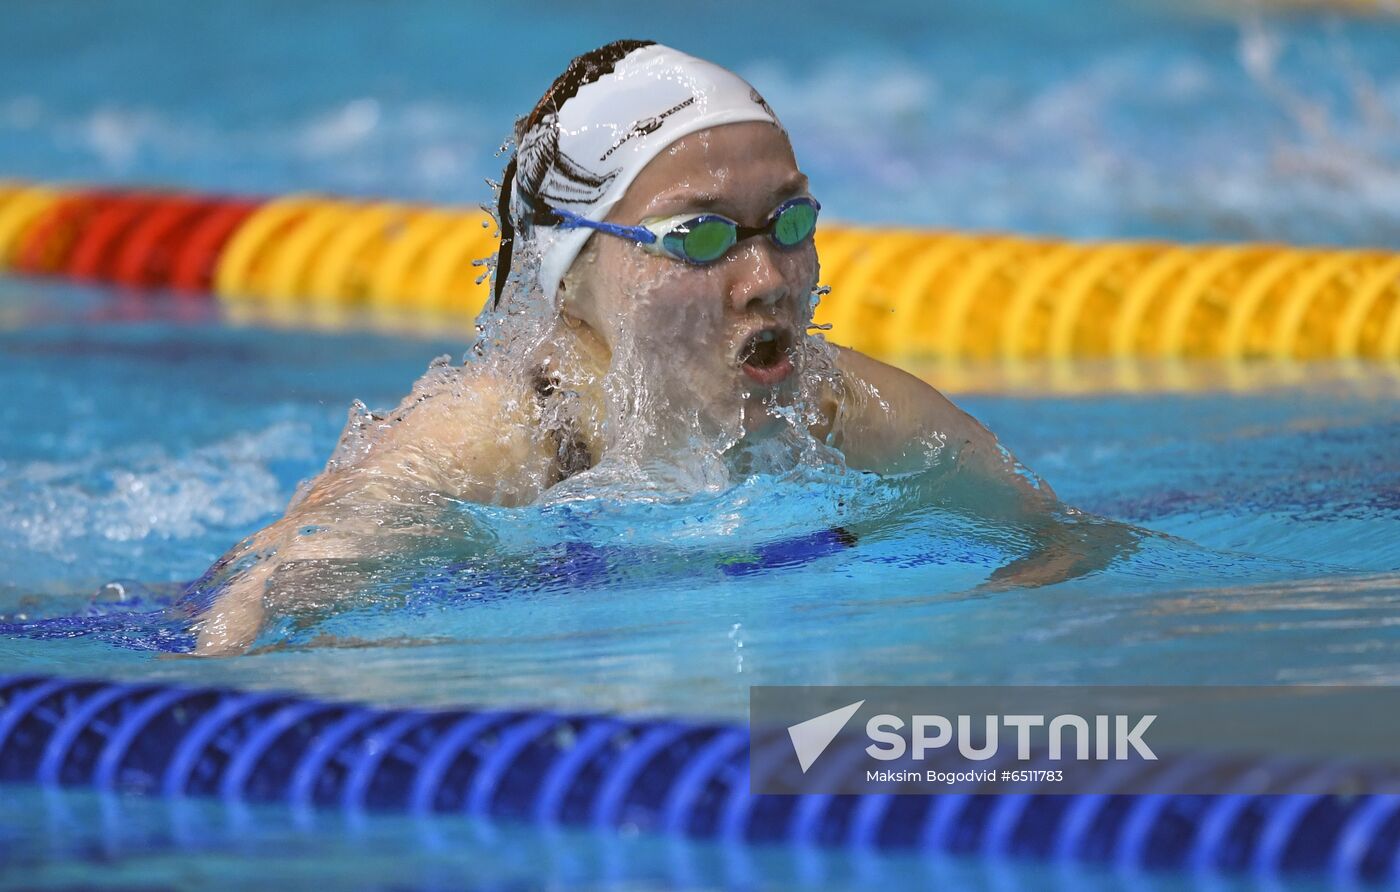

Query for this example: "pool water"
[2,283,1397,718]
[5,1,1400,247]
[2,293,1396,890]
[5,784,1289,892]
[4,0,1400,887]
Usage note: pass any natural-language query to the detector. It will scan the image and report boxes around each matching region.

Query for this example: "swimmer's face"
[561,122,818,436]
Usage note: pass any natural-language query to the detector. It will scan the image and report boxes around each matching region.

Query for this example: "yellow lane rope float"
[1,182,1399,362]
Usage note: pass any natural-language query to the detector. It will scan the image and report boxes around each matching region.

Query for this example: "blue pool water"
[6,296,1397,889]
[2,281,1397,713]
[5,0,1400,247]
[4,0,1400,887]
[7,784,1266,891]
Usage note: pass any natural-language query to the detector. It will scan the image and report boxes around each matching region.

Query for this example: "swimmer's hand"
[985,547,1083,590]
[981,516,1141,591]
[192,516,469,655]
[191,545,273,656]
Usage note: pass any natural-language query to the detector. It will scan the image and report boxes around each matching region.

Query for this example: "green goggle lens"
[772,202,818,246]
[679,220,736,262]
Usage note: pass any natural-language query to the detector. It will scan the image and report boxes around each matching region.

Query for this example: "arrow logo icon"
[787,700,864,773]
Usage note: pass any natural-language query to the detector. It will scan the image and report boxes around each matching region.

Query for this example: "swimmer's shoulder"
[823,343,949,424]
[829,343,926,394]
[367,366,557,503]
[818,344,997,473]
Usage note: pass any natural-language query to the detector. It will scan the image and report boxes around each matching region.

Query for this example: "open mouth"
[738,326,796,385]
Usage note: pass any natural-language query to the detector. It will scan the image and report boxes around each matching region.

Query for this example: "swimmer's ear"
[557,279,586,329]
[557,256,589,309]
[558,236,604,325]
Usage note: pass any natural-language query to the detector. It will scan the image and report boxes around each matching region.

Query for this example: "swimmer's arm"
[193,379,551,655]
[823,346,1136,586]
[823,345,1054,501]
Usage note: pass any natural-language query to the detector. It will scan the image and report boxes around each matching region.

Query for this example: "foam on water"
[0,425,307,580]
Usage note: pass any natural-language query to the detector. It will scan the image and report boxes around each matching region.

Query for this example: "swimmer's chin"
[740,410,782,437]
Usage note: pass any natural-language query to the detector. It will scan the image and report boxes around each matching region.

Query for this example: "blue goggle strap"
[549,207,658,245]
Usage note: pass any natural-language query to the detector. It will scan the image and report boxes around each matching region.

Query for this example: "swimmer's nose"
[727,239,790,314]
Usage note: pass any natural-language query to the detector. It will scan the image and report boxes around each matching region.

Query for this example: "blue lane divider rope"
[1,674,1398,884]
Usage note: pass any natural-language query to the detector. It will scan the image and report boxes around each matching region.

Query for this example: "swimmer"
[192,41,1131,655]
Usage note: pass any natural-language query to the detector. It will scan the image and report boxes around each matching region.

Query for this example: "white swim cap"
[495,41,784,306]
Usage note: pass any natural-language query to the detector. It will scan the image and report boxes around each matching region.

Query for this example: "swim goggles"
[547,196,820,265]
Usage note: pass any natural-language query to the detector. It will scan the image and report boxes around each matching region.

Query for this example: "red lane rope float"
[168,200,261,295]
[111,196,220,289]
[66,193,161,282]
[12,191,122,275]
